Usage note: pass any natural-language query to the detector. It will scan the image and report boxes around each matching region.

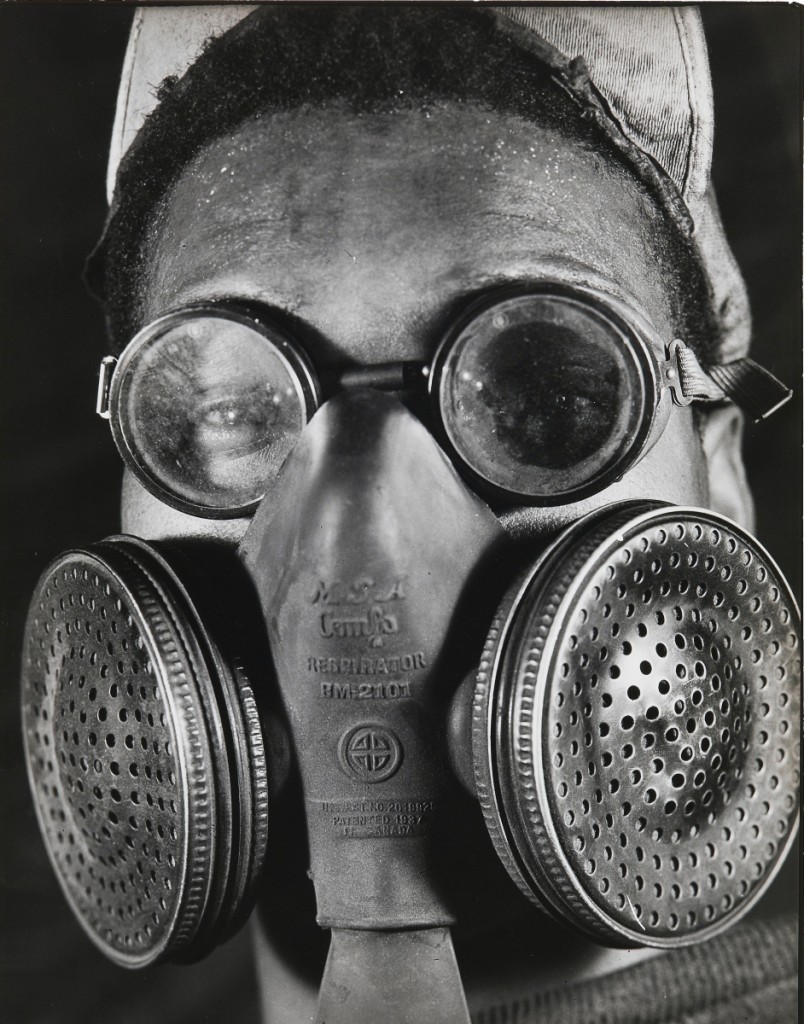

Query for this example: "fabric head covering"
[106,4,750,361]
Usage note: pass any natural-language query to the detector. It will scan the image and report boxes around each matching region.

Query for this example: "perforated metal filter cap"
[473,502,800,947]
[21,539,269,967]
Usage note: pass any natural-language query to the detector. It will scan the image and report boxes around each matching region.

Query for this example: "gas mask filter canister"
[21,394,800,985]
[21,536,270,966]
[472,500,800,945]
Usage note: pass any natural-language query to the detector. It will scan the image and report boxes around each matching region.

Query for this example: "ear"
[700,405,755,531]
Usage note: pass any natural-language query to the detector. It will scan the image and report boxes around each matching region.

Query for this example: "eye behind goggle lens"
[434,293,654,504]
[112,311,316,517]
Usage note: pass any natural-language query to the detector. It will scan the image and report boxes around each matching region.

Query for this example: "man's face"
[121,102,711,541]
[24,95,799,1001]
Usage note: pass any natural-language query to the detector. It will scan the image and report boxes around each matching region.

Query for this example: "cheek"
[616,408,710,505]
[120,470,251,546]
[500,408,710,539]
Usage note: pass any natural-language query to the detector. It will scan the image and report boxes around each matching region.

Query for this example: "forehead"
[142,102,682,364]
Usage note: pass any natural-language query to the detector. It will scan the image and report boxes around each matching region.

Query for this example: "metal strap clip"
[661,340,724,407]
[96,356,117,419]
[662,340,792,422]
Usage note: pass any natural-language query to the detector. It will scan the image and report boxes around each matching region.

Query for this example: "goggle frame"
[96,285,790,518]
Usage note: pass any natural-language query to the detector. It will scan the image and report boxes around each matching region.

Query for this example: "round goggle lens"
[115,314,310,515]
[437,295,650,502]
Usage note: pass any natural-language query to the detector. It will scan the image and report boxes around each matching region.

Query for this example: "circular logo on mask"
[338,723,403,783]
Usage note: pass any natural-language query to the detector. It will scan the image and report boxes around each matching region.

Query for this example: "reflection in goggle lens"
[117,316,309,513]
[436,295,649,501]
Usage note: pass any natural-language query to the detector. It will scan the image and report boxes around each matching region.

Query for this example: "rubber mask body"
[239,390,508,928]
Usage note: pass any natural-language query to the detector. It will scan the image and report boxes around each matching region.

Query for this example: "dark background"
[0,5,800,1023]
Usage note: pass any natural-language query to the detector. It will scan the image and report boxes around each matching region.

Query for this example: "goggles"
[97,286,791,517]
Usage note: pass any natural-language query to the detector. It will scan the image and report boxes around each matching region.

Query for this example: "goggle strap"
[669,341,792,422]
[706,358,793,422]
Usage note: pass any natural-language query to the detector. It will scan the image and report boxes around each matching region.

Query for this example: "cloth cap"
[106,4,750,360]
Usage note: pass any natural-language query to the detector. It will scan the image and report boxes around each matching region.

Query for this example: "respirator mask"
[22,287,800,1015]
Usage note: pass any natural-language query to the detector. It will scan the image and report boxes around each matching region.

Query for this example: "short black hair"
[88,4,715,357]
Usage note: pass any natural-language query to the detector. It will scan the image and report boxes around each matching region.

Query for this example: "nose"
[238,387,508,619]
